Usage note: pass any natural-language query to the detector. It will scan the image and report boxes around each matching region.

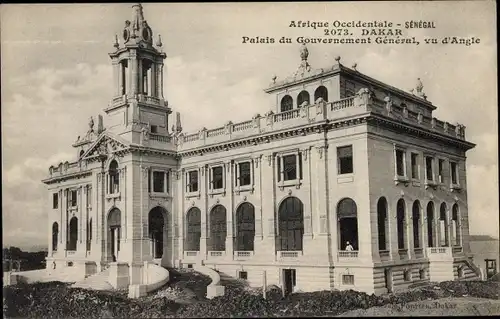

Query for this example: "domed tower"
[106,3,171,144]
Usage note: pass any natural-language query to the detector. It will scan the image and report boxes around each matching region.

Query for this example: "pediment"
[81,132,130,159]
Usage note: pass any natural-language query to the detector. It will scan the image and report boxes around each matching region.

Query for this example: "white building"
[43,3,481,296]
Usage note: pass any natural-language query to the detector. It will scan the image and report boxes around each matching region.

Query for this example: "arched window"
[280,95,293,112]
[412,201,421,248]
[314,86,328,103]
[452,204,460,246]
[52,222,59,252]
[440,203,449,246]
[337,198,358,251]
[209,205,227,251]
[278,197,304,251]
[297,90,310,107]
[109,160,119,194]
[396,199,406,250]
[235,203,255,251]
[68,217,78,251]
[427,202,435,247]
[185,207,201,251]
[108,208,121,261]
[377,197,388,251]
[149,207,166,259]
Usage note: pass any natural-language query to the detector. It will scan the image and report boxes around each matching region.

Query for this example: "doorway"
[282,269,296,296]
[384,268,393,293]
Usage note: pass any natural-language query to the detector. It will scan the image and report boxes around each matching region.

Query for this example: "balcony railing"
[379,250,390,261]
[208,251,225,257]
[426,246,452,260]
[338,251,359,258]
[174,89,468,155]
[278,251,302,258]
[452,246,463,254]
[234,251,254,259]
[273,109,300,122]
[398,248,409,260]
[184,251,199,258]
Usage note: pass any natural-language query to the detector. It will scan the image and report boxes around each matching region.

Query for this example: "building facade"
[43,4,480,295]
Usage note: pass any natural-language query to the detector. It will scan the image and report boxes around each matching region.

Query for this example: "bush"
[4,278,499,318]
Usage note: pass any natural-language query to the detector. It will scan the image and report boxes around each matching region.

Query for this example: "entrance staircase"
[72,268,113,290]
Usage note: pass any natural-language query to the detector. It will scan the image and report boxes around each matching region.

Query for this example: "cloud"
[1,2,498,249]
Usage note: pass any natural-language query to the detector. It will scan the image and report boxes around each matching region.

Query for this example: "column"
[389,199,399,260]
[422,209,428,257]
[118,63,124,95]
[200,166,208,258]
[138,58,143,95]
[150,63,157,97]
[129,53,138,96]
[62,189,68,251]
[226,161,234,257]
[253,157,263,241]
[406,201,414,259]
[59,189,63,245]
[47,192,53,255]
[113,62,120,96]
[157,64,164,99]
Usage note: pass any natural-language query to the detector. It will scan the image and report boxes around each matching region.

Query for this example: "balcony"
[427,247,452,261]
[277,251,302,259]
[379,250,390,262]
[208,251,225,258]
[184,251,199,258]
[414,248,425,259]
[398,248,409,260]
[338,251,359,259]
[234,251,254,260]
[175,89,470,156]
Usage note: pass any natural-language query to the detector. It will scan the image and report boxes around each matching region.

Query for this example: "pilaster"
[225,161,234,258]
[200,165,208,259]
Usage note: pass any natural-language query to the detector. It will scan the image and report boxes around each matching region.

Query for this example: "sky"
[1,2,498,250]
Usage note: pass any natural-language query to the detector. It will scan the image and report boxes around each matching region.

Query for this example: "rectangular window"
[338,146,353,174]
[188,170,199,192]
[396,149,405,177]
[212,166,224,189]
[438,159,444,183]
[342,274,355,285]
[283,155,297,181]
[238,162,251,186]
[153,171,165,193]
[425,156,434,181]
[450,162,458,185]
[238,271,248,280]
[150,125,158,134]
[411,153,419,179]
[166,171,170,193]
[53,193,59,209]
[70,190,77,207]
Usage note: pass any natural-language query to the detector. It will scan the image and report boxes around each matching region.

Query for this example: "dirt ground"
[338,297,500,317]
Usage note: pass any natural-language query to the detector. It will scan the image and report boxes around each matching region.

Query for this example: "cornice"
[367,114,475,150]
[42,170,93,185]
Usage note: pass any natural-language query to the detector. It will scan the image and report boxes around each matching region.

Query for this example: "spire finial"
[300,43,309,61]
[156,34,163,48]
[335,56,341,63]
[113,34,119,49]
